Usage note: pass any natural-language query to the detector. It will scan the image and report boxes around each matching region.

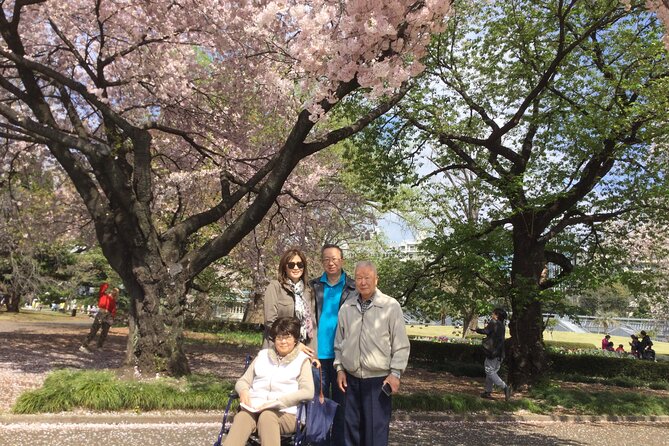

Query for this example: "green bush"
[419,360,486,378]
[547,352,669,381]
[410,340,485,364]
[544,340,597,350]
[408,339,669,383]
[13,370,234,414]
[185,319,263,334]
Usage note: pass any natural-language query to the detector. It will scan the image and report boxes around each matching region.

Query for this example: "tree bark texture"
[507,223,548,388]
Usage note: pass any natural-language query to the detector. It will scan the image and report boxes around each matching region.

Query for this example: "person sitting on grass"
[601,334,611,350]
[615,344,625,354]
[223,317,314,446]
[639,330,656,361]
[629,334,641,358]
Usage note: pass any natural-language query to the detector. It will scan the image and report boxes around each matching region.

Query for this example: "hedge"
[409,340,669,382]
[547,352,669,381]
[184,319,263,334]
[185,324,669,382]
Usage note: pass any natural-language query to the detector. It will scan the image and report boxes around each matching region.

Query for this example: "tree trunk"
[121,272,190,376]
[463,310,478,338]
[508,299,546,388]
[6,292,20,312]
[243,290,265,325]
[507,225,548,388]
[105,238,191,377]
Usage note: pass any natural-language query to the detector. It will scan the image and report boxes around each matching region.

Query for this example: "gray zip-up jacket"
[333,289,410,379]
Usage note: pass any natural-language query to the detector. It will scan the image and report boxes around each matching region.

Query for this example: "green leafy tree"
[345,0,669,387]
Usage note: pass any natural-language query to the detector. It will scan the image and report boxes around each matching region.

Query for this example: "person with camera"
[475,308,512,401]
[334,261,410,446]
[79,283,117,353]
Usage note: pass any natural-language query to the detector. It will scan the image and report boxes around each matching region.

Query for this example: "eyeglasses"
[322,257,341,264]
[275,334,294,342]
[287,261,305,270]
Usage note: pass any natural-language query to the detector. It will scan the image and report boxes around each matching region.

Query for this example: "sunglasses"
[287,261,305,270]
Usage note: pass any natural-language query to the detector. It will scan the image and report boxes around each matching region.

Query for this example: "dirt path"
[1,314,667,414]
[0,315,486,412]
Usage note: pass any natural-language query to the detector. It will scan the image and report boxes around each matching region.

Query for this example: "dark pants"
[312,359,346,446]
[343,373,391,446]
[83,310,113,348]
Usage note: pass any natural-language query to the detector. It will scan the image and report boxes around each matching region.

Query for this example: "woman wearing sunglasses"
[263,248,317,358]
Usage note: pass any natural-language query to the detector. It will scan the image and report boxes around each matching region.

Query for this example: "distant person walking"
[475,308,511,401]
[80,283,117,353]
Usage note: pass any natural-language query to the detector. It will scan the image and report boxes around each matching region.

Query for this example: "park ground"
[2,311,669,445]
[1,310,668,413]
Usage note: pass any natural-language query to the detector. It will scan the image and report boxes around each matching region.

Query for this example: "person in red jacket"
[80,283,118,353]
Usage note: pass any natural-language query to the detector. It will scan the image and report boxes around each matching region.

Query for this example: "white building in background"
[395,239,421,259]
[392,234,427,261]
[214,297,248,321]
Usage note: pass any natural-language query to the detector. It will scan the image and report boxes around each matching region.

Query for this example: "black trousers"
[343,373,391,446]
[83,310,113,348]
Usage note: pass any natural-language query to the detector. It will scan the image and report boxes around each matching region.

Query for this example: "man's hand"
[384,373,400,394]
[337,370,347,393]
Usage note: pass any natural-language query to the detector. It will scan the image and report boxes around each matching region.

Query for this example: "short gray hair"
[354,260,377,276]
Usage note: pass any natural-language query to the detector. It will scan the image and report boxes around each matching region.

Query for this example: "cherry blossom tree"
[0,0,452,375]
[0,141,91,311]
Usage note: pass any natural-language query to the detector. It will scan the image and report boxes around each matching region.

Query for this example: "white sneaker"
[79,346,92,354]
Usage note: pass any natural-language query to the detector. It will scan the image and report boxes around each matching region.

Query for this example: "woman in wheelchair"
[223,317,315,446]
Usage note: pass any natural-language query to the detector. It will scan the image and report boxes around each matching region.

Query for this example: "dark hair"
[278,248,308,283]
[605,334,610,339]
[321,244,343,258]
[268,317,301,342]
[492,308,507,321]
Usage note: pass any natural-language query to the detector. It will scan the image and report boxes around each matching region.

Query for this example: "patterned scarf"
[290,280,314,342]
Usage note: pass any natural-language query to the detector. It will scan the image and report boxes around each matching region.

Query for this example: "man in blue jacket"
[309,244,356,446]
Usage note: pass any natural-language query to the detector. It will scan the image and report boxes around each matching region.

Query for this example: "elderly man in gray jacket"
[334,261,410,446]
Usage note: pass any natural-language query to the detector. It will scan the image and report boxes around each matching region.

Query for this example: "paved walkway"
[1,412,668,446]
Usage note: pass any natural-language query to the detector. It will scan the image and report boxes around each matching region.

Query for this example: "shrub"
[410,339,485,365]
[547,351,669,382]
[408,339,669,383]
[185,319,263,334]
[13,370,234,414]
[544,340,598,351]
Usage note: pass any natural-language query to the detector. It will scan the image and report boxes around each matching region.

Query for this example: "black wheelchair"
[212,355,317,446]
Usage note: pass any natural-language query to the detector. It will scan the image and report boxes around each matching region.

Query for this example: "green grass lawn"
[5,310,668,355]
[0,308,88,322]
[406,325,669,355]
